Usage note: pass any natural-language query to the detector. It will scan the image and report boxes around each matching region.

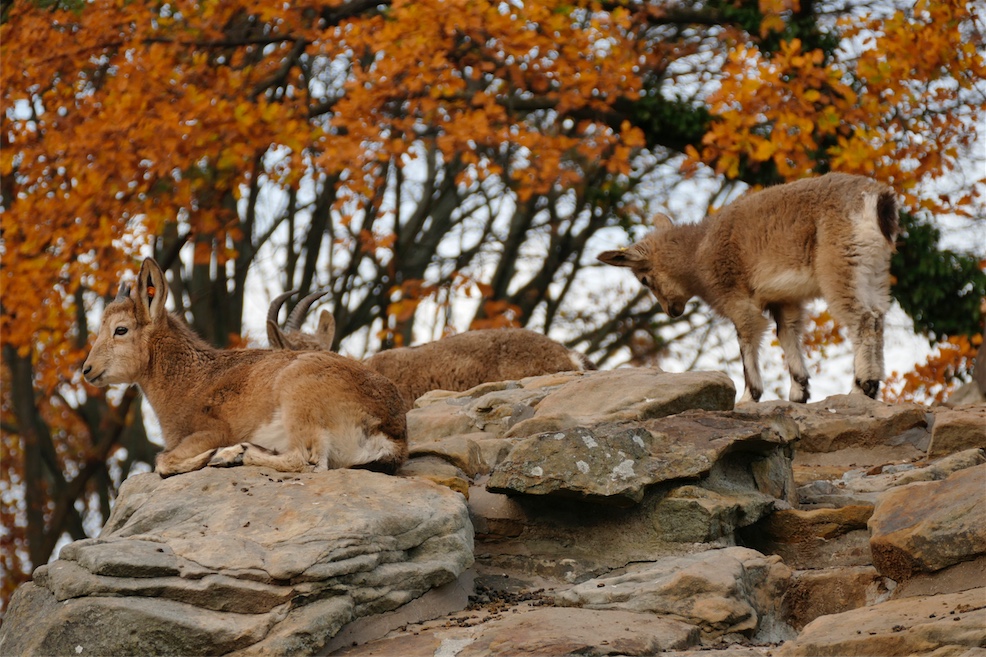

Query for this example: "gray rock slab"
[407,433,487,476]
[406,369,736,465]
[745,394,928,453]
[0,583,277,657]
[505,368,736,437]
[488,410,797,505]
[891,555,986,600]
[397,455,471,497]
[554,546,794,642]
[797,448,985,508]
[653,485,775,543]
[322,569,475,655]
[0,468,474,657]
[741,505,876,570]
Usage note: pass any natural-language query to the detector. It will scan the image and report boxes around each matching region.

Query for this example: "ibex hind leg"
[847,209,893,399]
[820,268,889,399]
[352,449,405,475]
[851,310,885,399]
[157,450,217,477]
[828,299,885,399]
[770,303,811,403]
[325,426,405,470]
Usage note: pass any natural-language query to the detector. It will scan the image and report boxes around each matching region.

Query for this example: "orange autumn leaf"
[883,335,981,404]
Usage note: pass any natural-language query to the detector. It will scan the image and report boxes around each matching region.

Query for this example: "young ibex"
[266,296,596,407]
[598,173,899,403]
[83,259,408,477]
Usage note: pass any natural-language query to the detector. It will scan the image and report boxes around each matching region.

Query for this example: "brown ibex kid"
[598,173,898,403]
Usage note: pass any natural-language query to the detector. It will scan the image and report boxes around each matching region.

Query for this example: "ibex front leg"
[771,303,811,403]
[156,430,235,477]
[730,302,770,403]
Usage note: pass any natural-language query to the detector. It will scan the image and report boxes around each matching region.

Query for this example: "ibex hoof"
[857,379,880,399]
[209,444,247,467]
[739,387,763,404]
[790,376,810,403]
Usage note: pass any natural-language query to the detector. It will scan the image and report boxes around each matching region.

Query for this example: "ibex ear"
[136,258,168,323]
[598,246,644,268]
[315,310,336,350]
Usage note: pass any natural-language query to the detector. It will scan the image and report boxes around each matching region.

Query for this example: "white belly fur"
[249,410,292,454]
[752,269,821,304]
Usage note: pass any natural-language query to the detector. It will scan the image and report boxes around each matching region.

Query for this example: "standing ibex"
[267,294,596,407]
[83,259,408,476]
[598,173,898,403]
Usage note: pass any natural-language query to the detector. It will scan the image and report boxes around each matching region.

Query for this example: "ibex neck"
[666,222,708,295]
[138,315,220,403]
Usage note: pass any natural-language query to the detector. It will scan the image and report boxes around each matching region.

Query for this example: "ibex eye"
[114,327,129,336]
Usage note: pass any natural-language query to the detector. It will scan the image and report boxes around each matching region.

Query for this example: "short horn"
[267,290,299,326]
[286,289,331,331]
[115,282,132,301]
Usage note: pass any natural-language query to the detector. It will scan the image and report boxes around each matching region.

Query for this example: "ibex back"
[599,173,898,403]
[83,259,408,476]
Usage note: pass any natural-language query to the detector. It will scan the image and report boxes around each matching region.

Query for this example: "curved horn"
[286,289,331,331]
[267,290,300,326]
[115,282,132,301]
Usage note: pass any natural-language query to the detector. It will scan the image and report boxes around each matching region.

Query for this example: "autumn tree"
[2,0,984,613]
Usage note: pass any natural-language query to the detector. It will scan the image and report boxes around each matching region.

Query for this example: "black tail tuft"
[877,190,899,245]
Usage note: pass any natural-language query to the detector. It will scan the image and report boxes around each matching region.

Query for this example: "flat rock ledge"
[0,468,474,657]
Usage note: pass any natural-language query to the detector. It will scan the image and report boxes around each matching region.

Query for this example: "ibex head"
[83,258,168,386]
[266,288,335,351]
[597,213,692,317]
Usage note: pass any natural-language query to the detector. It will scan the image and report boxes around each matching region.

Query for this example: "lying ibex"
[361,329,596,406]
[598,173,898,403]
[83,259,408,477]
[267,296,596,406]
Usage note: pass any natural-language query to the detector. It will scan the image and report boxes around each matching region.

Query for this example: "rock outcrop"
[2,367,984,656]
[0,469,473,657]
[868,462,986,582]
